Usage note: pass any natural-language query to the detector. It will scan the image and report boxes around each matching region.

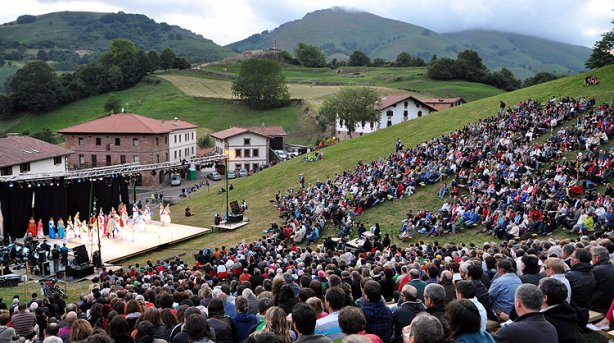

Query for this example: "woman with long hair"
[142,307,167,341]
[246,306,294,343]
[134,321,166,343]
[107,316,134,343]
[124,300,144,332]
[70,319,94,343]
[446,299,494,343]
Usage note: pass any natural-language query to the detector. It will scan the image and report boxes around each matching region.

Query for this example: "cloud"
[0,0,610,47]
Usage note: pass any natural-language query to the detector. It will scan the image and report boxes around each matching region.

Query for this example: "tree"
[173,57,191,70]
[0,94,13,118]
[348,51,370,66]
[319,86,380,138]
[104,95,122,113]
[147,50,160,72]
[295,43,326,67]
[427,57,457,80]
[523,72,561,87]
[487,68,521,91]
[455,49,488,82]
[232,59,290,110]
[395,52,412,67]
[160,48,176,71]
[585,29,614,69]
[8,61,62,112]
[371,58,387,67]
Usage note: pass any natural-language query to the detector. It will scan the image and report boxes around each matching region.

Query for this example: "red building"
[58,113,197,188]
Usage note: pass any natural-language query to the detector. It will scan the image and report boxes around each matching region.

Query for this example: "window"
[1,167,12,176]
[79,154,85,164]
[244,163,250,170]
[91,155,97,167]
[179,135,182,143]
[156,154,160,163]
[244,138,251,146]
[185,133,189,141]
[185,148,189,156]
[53,156,62,165]
[165,152,169,161]
[78,137,84,146]
[252,149,259,157]
[115,138,120,146]
[120,155,126,164]
[417,111,423,117]
[95,137,101,146]
[370,122,374,129]
[106,155,111,166]
[253,163,259,171]
[133,138,139,146]
[191,132,194,140]
[235,149,242,158]
[387,120,392,127]
[174,135,177,144]
[179,150,182,158]
[19,163,30,173]
[191,147,194,155]
[165,136,168,144]
[417,103,421,108]
[156,137,159,145]
[174,151,177,159]
[386,110,393,117]
[244,149,251,158]
[404,101,408,108]
[133,155,140,163]
[403,110,408,121]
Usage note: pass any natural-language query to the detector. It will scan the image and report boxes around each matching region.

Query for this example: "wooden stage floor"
[19,221,210,264]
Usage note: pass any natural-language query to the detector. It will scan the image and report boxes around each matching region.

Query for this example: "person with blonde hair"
[246,306,295,343]
[542,257,571,303]
[70,319,93,343]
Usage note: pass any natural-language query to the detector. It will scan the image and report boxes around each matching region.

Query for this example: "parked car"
[170,174,182,186]
[227,170,237,179]
[239,168,248,177]
[274,150,288,160]
[207,171,222,181]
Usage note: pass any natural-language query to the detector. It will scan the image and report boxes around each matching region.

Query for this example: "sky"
[1,0,611,47]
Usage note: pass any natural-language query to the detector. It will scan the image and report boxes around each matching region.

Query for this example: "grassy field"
[0,79,321,145]
[158,74,409,107]
[191,65,505,102]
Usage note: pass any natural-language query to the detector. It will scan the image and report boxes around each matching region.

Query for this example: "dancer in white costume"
[160,204,171,226]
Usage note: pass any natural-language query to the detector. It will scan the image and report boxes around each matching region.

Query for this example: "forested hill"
[227,7,591,78]
[0,11,235,67]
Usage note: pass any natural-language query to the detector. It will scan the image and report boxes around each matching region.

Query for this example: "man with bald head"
[392,284,426,343]
[439,270,455,304]
[58,311,77,343]
[408,269,427,302]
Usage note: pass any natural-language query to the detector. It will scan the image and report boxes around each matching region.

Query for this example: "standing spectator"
[542,258,572,304]
[392,285,425,343]
[291,303,332,343]
[538,278,583,343]
[315,287,346,341]
[338,307,383,343]
[232,296,258,343]
[488,259,521,317]
[446,299,494,343]
[455,281,487,332]
[360,281,392,342]
[589,245,614,313]
[424,284,450,339]
[492,284,557,343]
[565,247,595,326]
[11,302,37,339]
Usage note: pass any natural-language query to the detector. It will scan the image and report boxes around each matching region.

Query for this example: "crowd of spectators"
[0,97,611,343]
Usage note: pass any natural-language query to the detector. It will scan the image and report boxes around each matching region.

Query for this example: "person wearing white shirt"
[543,258,572,304]
[455,280,487,331]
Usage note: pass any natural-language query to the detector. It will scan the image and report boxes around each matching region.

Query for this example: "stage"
[17,221,210,264]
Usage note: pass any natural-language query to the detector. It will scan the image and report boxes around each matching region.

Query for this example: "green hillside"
[0,11,234,64]
[227,7,591,78]
[443,30,591,79]
[171,65,613,247]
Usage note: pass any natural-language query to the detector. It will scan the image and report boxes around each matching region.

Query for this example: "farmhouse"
[335,95,437,139]
[211,126,286,172]
[420,97,467,111]
[58,113,197,188]
[0,134,73,176]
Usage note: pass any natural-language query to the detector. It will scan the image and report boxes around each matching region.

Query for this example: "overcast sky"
[1,0,611,47]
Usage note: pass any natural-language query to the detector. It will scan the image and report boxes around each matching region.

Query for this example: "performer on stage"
[73,212,81,239]
[141,200,151,224]
[132,203,140,225]
[26,216,37,237]
[98,208,105,237]
[66,215,74,241]
[48,217,56,239]
[81,219,88,243]
[118,203,128,230]
[106,211,115,239]
[37,218,45,239]
[160,204,171,226]
[57,217,65,240]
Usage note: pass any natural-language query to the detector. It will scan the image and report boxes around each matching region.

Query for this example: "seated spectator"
[0,310,16,342]
[423,284,449,339]
[338,306,383,343]
[492,284,557,343]
[184,314,214,343]
[232,296,258,343]
[291,303,332,343]
[455,281,487,332]
[589,245,614,313]
[207,298,234,343]
[446,299,494,343]
[538,278,583,343]
[401,313,444,343]
[246,306,294,343]
[106,315,134,343]
[519,255,545,285]
[360,281,393,342]
[315,287,346,341]
[392,285,425,343]
[489,259,521,318]
[11,302,37,340]
[565,247,595,326]
[542,258,572,304]
[70,319,93,343]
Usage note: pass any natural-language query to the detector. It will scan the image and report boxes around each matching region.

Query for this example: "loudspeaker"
[69,264,94,278]
[230,201,240,214]
[72,245,90,265]
[228,214,243,223]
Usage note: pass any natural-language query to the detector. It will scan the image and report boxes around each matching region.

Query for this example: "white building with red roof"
[58,113,197,187]
[210,126,286,172]
[335,95,437,139]
[0,134,73,176]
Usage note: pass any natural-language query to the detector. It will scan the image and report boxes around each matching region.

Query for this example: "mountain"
[227,8,591,78]
[443,30,591,79]
[0,11,235,65]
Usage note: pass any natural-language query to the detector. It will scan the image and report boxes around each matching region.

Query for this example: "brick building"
[58,113,197,188]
